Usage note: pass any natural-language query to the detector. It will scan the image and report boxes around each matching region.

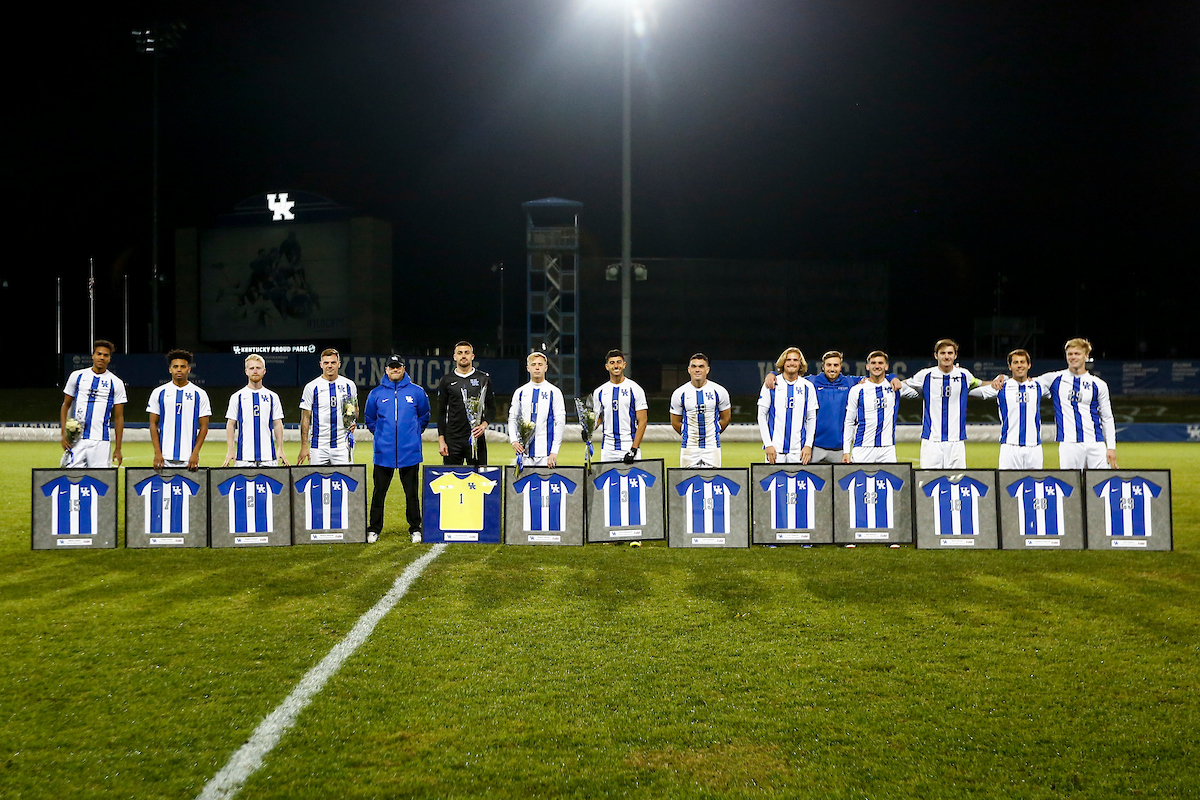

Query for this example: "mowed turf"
[1,440,1197,799]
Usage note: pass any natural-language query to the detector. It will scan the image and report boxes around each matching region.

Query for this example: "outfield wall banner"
[997,470,1085,550]
[31,469,119,550]
[423,466,503,544]
[587,459,666,543]
[124,468,209,548]
[504,466,586,546]
[832,463,914,545]
[913,470,999,549]
[209,468,293,547]
[750,463,834,545]
[667,468,750,548]
[1084,470,1172,551]
[289,465,367,544]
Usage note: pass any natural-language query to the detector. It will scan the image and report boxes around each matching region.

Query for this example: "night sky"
[7,0,1198,382]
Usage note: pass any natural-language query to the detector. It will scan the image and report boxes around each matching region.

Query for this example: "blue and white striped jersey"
[904,366,979,443]
[971,379,1048,447]
[593,379,648,452]
[922,476,989,537]
[300,376,358,449]
[837,470,905,530]
[671,381,732,450]
[64,369,127,442]
[133,475,200,534]
[1006,476,1073,537]
[295,472,359,531]
[757,377,818,454]
[226,387,285,463]
[217,474,284,534]
[42,476,110,535]
[1036,370,1115,449]
[1093,476,1161,537]
[512,473,578,532]
[759,470,826,531]
[147,382,212,462]
[508,380,566,458]
[843,381,916,450]
[593,468,656,527]
[676,475,741,534]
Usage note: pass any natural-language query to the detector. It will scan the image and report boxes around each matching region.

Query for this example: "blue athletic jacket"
[365,374,431,468]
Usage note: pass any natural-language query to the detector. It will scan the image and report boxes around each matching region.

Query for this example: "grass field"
[2,441,1198,799]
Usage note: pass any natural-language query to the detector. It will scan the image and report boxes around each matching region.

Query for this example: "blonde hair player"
[223,354,288,467]
[509,351,566,468]
[757,347,818,464]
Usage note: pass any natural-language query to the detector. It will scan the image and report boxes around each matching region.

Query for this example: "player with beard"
[436,341,496,465]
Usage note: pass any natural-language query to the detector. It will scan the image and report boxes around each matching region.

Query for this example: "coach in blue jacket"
[365,355,431,543]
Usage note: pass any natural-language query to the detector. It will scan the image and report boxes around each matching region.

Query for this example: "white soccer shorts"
[999,444,1043,470]
[1058,442,1109,470]
[920,440,966,470]
[310,446,352,466]
[64,439,111,468]
[680,447,722,468]
[849,445,897,464]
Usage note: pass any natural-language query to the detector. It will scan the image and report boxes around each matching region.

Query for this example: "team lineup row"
[57,337,1117,541]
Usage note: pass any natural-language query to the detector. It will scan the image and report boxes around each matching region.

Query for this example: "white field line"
[197,543,448,800]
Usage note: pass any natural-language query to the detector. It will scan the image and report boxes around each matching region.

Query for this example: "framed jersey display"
[423,466,503,544]
[32,469,119,550]
[290,465,367,544]
[209,468,292,547]
[586,459,665,543]
[504,466,586,546]
[124,468,209,548]
[832,463,913,545]
[913,470,999,549]
[998,470,1085,550]
[1085,470,1172,551]
[751,463,834,545]
[667,468,749,548]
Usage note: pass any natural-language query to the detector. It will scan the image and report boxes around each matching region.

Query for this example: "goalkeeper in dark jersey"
[436,341,496,465]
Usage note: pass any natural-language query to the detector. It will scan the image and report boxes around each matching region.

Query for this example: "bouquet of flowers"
[462,386,486,462]
[574,396,597,471]
[513,416,536,477]
[341,396,358,431]
[60,417,83,467]
[341,396,358,454]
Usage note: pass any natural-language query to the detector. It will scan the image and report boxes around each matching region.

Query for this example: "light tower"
[522,198,582,398]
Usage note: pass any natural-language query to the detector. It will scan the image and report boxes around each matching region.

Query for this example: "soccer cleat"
[411,529,423,544]
[366,530,379,543]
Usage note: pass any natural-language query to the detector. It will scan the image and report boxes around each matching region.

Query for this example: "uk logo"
[266,193,295,221]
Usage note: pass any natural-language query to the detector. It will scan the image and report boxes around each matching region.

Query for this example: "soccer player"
[592,349,648,463]
[364,355,430,543]
[298,349,358,466]
[757,346,818,464]
[60,339,127,467]
[670,353,732,467]
[222,353,288,467]
[509,351,566,468]
[995,338,1117,469]
[903,339,982,469]
[146,349,211,471]
[436,341,496,465]
[970,349,1049,469]
[843,350,919,463]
